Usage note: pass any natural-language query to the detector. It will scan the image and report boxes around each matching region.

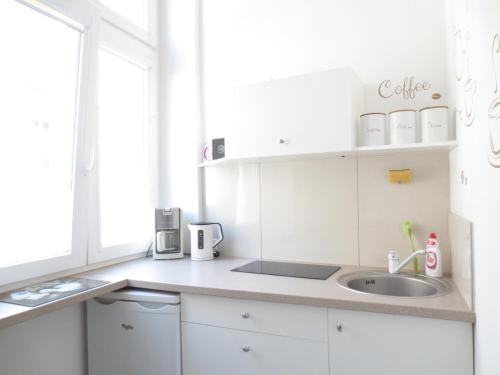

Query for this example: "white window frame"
[98,0,158,47]
[87,20,157,264]
[0,0,158,285]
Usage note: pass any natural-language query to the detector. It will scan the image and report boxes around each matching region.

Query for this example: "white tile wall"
[202,152,451,272]
[204,163,261,258]
[358,152,450,271]
[449,212,473,309]
[260,158,358,265]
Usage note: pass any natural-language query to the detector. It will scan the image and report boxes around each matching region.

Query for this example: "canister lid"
[360,112,386,117]
[419,105,449,111]
[388,109,417,115]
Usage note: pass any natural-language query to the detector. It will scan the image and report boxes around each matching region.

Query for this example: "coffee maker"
[153,208,184,260]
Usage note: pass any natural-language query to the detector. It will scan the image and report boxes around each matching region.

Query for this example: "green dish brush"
[401,220,419,273]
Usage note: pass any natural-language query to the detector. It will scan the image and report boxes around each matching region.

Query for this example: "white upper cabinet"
[228,68,364,159]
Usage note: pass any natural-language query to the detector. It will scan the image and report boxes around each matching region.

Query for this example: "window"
[98,0,157,47]
[0,0,158,284]
[0,1,85,284]
[88,22,156,263]
[98,48,151,248]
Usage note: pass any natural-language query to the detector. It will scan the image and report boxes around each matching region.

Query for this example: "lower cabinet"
[180,294,473,375]
[181,322,329,375]
[328,308,473,375]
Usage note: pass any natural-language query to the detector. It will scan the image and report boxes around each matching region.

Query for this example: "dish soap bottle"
[425,232,442,277]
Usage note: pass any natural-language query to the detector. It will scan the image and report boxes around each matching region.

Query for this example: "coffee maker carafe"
[154,208,183,260]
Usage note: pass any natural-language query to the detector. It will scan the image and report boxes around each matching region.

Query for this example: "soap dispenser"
[425,232,442,277]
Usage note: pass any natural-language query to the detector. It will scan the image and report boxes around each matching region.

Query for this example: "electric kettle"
[187,222,224,261]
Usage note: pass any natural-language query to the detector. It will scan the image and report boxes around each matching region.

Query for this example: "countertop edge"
[0,280,127,330]
[127,279,476,323]
[0,265,476,330]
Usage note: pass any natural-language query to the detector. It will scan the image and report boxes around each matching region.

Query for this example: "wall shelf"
[354,140,457,157]
[198,140,457,167]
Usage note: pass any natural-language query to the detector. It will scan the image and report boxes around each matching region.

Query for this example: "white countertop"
[0,256,475,330]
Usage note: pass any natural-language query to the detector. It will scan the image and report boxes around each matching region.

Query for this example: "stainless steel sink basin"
[337,272,450,297]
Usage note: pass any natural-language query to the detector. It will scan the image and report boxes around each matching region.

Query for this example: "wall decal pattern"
[454,27,476,127]
[488,33,500,167]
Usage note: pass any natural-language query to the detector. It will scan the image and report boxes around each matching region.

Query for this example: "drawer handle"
[121,323,134,331]
[242,345,251,353]
[241,312,250,319]
[337,323,343,332]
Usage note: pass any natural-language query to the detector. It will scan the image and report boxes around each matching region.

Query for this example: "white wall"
[202,0,451,270]
[158,0,203,247]
[0,304,86,375]
[446,0,500,374]
[202,0,448,140]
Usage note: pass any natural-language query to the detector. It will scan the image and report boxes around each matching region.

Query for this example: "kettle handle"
[212,223,224,248]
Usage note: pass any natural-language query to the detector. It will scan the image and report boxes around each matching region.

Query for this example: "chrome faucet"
[388,249,427,274]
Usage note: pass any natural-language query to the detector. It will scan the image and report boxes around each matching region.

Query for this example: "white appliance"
[154,208,183,260]
[187,222,224,261]
[87,288,181,375]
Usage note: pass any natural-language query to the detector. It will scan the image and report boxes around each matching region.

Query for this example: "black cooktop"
[231,260,341,280]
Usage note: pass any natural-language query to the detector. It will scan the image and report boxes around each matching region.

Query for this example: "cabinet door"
[230,68,362,159]
[328,309,473,375]
[87,299,181,375]
[182,322,329,375]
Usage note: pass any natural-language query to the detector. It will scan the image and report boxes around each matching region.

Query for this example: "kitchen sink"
[337,271,450,297]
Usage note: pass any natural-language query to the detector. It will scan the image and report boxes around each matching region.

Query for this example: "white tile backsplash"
[449,212,473,309]
[204,163,261,258]
[260,159,359,265]
[202,153,450,271]
[358,152,450,272]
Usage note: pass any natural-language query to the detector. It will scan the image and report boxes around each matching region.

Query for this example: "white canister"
[359,113,386,146]
[389,109,417,145]
[420,106,449,143]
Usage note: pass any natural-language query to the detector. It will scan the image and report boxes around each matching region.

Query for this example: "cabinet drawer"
[181,294,327,341]
[182,322,329,375]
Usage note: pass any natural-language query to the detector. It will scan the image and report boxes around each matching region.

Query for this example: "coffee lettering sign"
[378,76,431,100]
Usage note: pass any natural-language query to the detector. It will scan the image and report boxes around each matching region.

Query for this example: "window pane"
[98,48,151,248]
[100,0,150,30]
[0,2,81,267]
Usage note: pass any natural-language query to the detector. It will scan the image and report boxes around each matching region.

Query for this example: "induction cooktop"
[231,260,341,280]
